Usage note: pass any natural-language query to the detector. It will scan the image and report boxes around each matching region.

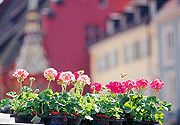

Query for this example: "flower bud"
[91,86,95,89]
[78,70,84,75]
[62,84,66,88]
[102,86,106,90]
[34,89,39,93]
[79,88,83,92]
[30,77,35,82]
[107,89,111,93]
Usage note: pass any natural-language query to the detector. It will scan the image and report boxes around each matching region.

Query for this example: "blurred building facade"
[0,0,130,98]
[154,0,180,123]
[88,0,179,124]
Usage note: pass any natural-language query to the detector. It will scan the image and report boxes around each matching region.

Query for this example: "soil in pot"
[32,111,39,115]
[50,110,60,115]
[63,112,68,115]
[95,114,109,119]
[72,113,81,117]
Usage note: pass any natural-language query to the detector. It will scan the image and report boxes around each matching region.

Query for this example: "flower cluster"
[44,68,57,81]
[150,79,165,92]
[77,75,91,86]
[135,78,149,91]
[123,80,135,91]
[58,71,75,83]
[106,81,127,94]
[13,69,29,82]
[90,82,103,93]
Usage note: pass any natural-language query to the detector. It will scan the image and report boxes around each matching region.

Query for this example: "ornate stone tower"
[15,0,48,74]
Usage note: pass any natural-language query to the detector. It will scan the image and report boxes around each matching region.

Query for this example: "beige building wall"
[89,23,159,95]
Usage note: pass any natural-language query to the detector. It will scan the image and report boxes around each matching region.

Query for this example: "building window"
[86,25,101,45]
[97,50,118,72]
[124,40,149,63]
[106,13,121,35]
[109,50,118,68]
[99,0,108,9]
[124,43,133,63]
[162,26,175,67]
[133,41,141,60]
[147,36,151,56]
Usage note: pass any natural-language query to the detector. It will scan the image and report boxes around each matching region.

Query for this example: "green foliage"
[121,92,172,125]
[1,83,172,125]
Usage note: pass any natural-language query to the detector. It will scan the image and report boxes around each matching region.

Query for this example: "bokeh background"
[0,0,179,124]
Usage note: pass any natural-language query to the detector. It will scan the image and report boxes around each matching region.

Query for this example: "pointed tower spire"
[15,0,49,74]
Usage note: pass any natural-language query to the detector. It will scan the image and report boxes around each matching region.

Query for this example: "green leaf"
[6,91,16,97]
[124,106,132,113]
[124,102,130,107]
[158,106,164,111]
[86,103,92,111]
[21,86,32,92]
[165,104,172,111]
[1,98,11,107]
[95,105,100,113]
[162,101,167,106]
[34,89,39,93]
[100,109,107,114]
[107,104,115,108]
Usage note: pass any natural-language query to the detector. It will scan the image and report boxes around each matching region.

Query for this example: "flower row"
[13,68,164,95]
[0,68,172,125]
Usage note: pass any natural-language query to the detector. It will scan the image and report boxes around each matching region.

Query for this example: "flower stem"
[62,84,64,95]
[65,85,67,92]
[20,82,22,92]
[47,80,51,89]
[81,88,84,96]
[154,90,157,97]
[93,89,95,94]
[30,81,32,90]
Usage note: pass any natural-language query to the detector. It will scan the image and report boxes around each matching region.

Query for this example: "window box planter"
[92,116,127,125]
[13,114,47,124]
[124,120,159,125]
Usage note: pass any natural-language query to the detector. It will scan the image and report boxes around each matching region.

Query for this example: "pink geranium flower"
[150,79,165,92]
[74,72,79,81]
[78,75,91,85]
[106,81,126,94]
[123,80,135,90]
[13,69,29,82]
[55,72,61,80]
[90,82,102,93]
[135,78,149,91]
[59,71,75,83]
[44,68,57,81]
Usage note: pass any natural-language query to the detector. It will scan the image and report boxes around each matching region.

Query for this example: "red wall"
[42,0,130,76]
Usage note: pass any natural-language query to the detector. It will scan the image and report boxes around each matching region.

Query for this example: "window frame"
[162,25,175,67]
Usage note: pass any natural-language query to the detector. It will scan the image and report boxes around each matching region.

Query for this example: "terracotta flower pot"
[95,113,109,118]
[72,113,81,116]
[32,111,39,115]
[62,112,68,115]
[50,110,60,115]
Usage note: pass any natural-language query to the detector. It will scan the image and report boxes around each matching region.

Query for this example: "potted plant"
[0,69,172,125]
